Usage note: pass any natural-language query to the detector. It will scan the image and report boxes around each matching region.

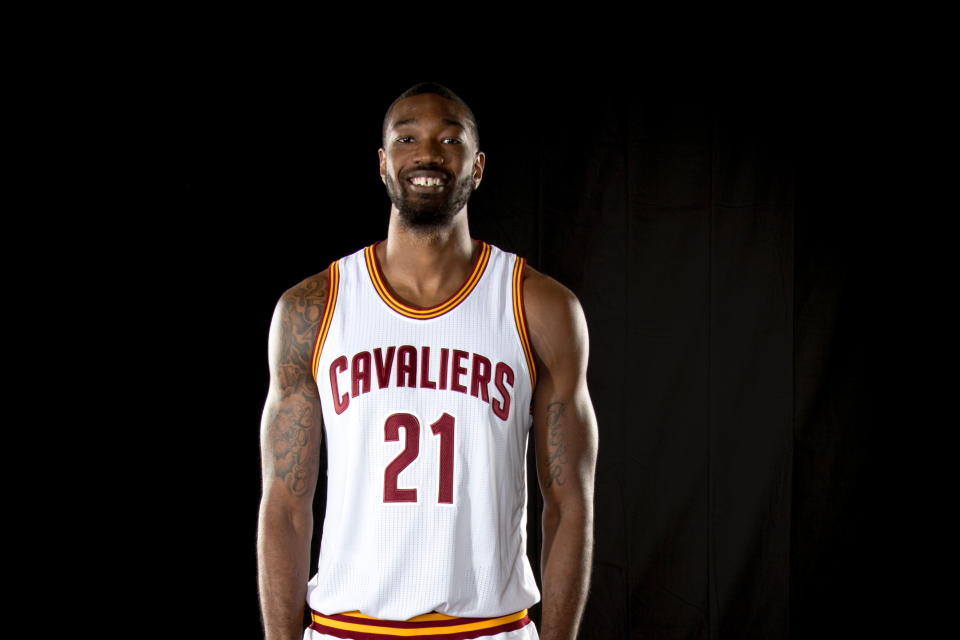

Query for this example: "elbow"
[259,493,314,535]
[542,494,591,534]
[542,501,562,534]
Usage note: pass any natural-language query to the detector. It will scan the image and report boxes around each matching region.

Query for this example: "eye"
[396,136,414,143]
[443,138,462,144]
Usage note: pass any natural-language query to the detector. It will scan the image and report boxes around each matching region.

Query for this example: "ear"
[472,151,486,190]
[378,148,386,184]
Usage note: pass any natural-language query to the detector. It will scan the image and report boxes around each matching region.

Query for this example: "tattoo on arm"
[271,401,316,498]
[276,276,328,398]
[544,401,569,488]
[267,273,328,497]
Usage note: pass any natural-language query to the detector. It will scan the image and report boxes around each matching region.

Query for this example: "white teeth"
[411,177,444,187]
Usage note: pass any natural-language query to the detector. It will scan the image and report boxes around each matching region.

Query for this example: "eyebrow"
[392,118,465,131]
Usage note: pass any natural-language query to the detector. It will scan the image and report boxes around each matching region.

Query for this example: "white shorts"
[303,609,539,640]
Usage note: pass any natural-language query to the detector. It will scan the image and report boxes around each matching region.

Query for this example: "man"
[258,83,598,640]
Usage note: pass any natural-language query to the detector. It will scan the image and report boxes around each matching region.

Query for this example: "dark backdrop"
[173,71,885,638]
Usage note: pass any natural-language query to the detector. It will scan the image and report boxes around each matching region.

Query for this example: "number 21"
[383,412,455,504]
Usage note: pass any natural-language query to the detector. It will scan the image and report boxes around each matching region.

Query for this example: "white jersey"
[305,241,540,622]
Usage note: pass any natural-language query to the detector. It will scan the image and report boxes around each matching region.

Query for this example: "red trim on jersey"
[364,241,491,320]
[511,258,537,391]
[320,613,481,629]
[311,260,340,380]
[309,609,532,639]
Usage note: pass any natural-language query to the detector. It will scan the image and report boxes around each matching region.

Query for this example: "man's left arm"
[525,266,599,640]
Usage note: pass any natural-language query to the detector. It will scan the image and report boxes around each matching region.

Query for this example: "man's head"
[381,83,480,150]
[379,83,485,235]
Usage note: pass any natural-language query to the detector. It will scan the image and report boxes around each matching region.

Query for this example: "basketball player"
[257,83,598,640]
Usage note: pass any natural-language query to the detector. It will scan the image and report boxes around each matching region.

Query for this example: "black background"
[164,68,889,638]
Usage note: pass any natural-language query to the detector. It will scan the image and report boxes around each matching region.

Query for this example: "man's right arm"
[258,271,329,640]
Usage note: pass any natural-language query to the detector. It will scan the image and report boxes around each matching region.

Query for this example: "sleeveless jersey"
[304,241,540,621]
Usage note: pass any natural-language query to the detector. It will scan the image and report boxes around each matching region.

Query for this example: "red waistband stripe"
[309,609,531,639]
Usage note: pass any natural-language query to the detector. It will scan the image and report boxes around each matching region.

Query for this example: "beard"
[385,167,475,234]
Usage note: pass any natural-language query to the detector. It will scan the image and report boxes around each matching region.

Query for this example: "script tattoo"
[271,401,315,497]
[267,272,327,497]
[544,401,569,488]
[276,275,327,399]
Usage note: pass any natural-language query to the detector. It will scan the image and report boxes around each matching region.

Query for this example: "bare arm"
[526,266,599,640]
[258,272,328,640]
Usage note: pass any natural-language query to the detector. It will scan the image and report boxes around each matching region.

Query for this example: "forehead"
[387,93,468,131]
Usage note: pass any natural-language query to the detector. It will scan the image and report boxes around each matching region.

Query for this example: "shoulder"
[268,269,332,385]
[269,269,332,347]
[522,264,580,317]
[521,264,588,369]
[276,269,331,319]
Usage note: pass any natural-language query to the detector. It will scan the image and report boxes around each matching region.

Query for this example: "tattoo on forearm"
[544,401,568,488]
[276,275,328,398]
[271,401,315,497]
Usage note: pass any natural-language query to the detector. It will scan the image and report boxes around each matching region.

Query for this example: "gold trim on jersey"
[512,257,537,391]
[309,609,529,637]
[310,260,340,380]
[364,242,491,320]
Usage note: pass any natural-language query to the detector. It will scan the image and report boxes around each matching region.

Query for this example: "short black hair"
[381,82,480,151]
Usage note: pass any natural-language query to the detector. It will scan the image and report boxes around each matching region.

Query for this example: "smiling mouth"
[408,176,447,187]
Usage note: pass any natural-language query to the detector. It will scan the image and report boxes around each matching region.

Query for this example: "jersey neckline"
[364,241,491,320]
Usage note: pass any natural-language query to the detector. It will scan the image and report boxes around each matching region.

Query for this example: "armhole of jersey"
[512,257,537,393]
[311,260,340,381]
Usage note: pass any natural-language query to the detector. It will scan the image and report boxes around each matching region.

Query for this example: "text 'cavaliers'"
[329,346,516,420]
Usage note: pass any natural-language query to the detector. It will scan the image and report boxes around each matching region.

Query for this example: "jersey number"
[384,412,455,504]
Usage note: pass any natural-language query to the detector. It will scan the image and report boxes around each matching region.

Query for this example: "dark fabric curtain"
[524,88,795,638]
[177,73,881,638]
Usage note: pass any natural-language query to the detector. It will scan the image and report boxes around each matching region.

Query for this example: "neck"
[377,206,478,307]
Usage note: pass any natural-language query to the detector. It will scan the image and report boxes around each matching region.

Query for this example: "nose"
[413,138,444,165]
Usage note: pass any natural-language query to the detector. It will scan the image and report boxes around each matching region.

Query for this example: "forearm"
[540,501,593,640]
[257,501,314,640]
